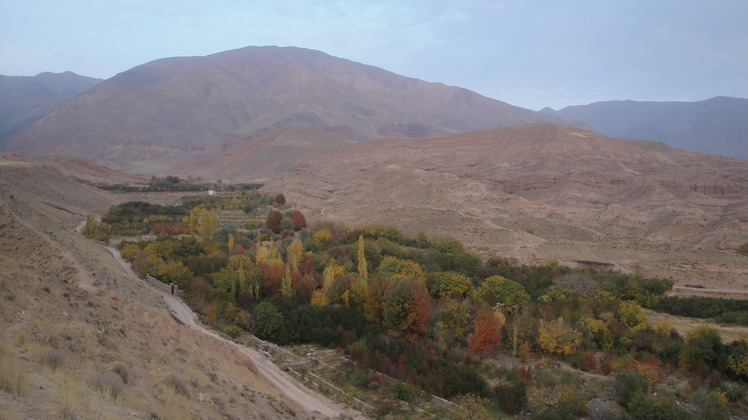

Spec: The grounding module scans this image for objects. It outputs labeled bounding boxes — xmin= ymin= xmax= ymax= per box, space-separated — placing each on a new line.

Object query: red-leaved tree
xmin=468 ymin=308 xmax=502 ymax=357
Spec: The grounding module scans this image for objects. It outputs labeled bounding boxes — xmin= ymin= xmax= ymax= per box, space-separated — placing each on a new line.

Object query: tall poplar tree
xmin=357 ymin=234 xmax=368 ymax=279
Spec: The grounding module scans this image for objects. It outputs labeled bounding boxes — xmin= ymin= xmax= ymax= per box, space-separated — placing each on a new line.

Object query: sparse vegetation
xmin=0 ymin=345 xmax=28 ymax=396
xmin=88 ymin=369 xmax=125 ymax=399
xmin=738 ymin=242 xmax=748 ymax=257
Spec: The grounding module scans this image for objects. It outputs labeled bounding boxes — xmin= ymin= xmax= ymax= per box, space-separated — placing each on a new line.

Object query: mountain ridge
xmin=0 ymin=71 xmax=101 ymax=147
xmin=5 ymin=46 xmax=577 ymax=172
xmin=542 ymin=96 xmax=748 ymax=159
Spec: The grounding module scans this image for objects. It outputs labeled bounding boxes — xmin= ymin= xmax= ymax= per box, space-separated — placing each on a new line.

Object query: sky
xmin=1 ymin=0 xmax=747 ymax=110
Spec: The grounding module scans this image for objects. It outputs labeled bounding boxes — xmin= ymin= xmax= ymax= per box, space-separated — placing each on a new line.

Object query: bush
xmin=89 ymin=370 xmax=125 ymax=399
xmin=738 ymin=242 xmax=748 ymax=257
xmin=223 ymin=324 xmax=243 ymax=339
xmin=691 ymin=391 xmax=729 ymax=420
xmin=166 ymin=373 xmax=190 ymax=396
xmin=613 ymin=370 xmax=649 ymax=406
xmin=395 ymin=382 xmax=417 ymax=402
xmin=627 ymin=392 xmax=685 ymax=420
xmin=40 ymin=347 xmax=63 ymax=370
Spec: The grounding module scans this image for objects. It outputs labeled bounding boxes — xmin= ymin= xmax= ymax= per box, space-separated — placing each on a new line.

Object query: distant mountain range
xmin=542 ymin=96 xmax=748 ymax=159
xmin=4 ymin=46 xmax=573 ymax=172
xmin=2 ymin=46 xmax=746 ymax=169
xmin=0 ymin=72 xmax=101 ymax=146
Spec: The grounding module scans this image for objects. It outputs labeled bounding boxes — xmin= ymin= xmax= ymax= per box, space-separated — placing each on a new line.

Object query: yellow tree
xmin=227 ymin=234 xmax=235 ymax=255
xmin=357 ymin=234 xmax=368 ymax=279
xmin=538 ymin=317 xmax=582 ymax=356
xmin=281 ymin=266 xmax=295 ymax=298
xmin=286 ymin=240 xmax=303 ymax=272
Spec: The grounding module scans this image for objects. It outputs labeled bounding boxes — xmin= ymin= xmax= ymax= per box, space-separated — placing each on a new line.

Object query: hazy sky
xmin=2 ymin=0 xmax=747 ymax=110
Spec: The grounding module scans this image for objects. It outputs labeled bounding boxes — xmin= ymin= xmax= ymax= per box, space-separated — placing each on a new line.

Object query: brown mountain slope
xmin=172 ymin=126 xmax=355 ymax=182
xmin=6 ymin=46 xmax=575 ymax=172
xmin=0 ymin=72 xmax=102 ymax=147
xmin=542 ymin=96 xmax=748 ymax=160
xmin=263 ymin=123 xmax=748 ymax=293
xmin=0 ymin=153 xmax=358 ymax=419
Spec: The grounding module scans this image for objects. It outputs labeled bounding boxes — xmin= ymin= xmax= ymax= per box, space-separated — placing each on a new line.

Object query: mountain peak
xmin=7 ymin=45 xmax=576 ymax=170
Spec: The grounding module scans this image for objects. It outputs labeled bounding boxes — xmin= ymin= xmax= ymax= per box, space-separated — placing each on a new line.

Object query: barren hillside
xmin=0 ymin=153 xmax=358 ymax=419
xmin=6 ymin=46 xmax=575 ymax=173
xmin=263 ymin=123 xmax=748 ymax=294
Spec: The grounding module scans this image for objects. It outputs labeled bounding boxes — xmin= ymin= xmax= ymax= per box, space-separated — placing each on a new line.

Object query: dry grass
xmin=643 ymin=309 xmax=748 ymax=343
xmin=55 ymin=369 xmax=91 ymax=419
xmin=88 ymin=369 xmax=126 ymax=399
xmin=0 ymin=351 xmax=28 ymax=396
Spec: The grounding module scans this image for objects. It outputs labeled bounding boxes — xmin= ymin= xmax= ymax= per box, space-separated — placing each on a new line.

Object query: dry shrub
xmin=89 ymin=369 xmax=125 ymax=399
xmin=112 ymin=363 xmax=129 ymax=384
xmin=0 ymin=351 xmax=28 ymax=396
xmin=56 ymin=371 xmax=90 ymax=419
xmin=166 ymin=373 xmax=190 ymax=397
xmin=40 ymin=347 xmax=64 ymax=370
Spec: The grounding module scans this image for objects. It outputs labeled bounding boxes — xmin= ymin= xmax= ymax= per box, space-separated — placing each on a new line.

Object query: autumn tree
xmin=467 ymin=307 xmax=504 ymax=357
xmin=290 ymin=210 xmax=307 ymax=231
xmin=364 ymin=276 xmax=391 ymax=323
xmin=383 ymin=278 xmax=431 ymax=339
xmin=227 ymin=234 xmax=235 ymax=254
xmin=474 ymin=275 xmax=529 ymax=313
xmin=429 ymin=271 xmax=473 ymax=299
xmin=286 ymin=240 xmax=303 ymax=272
xmin=378 ymin=256 xmax=425 ymax=283
xmin=281 ymin=266 xmax=295 ymax=298
xmin=537 ymin=317 xmax=582 ymax=356
xmin=198 ymin=208 xmax=218 ymax=240
xmin=435 ymin=299 xmax=474 ymax=344
xmin=357 ymin=234 xmax=368 ymax=279
xmin=265 ymin=210 xmax=283 ymax=234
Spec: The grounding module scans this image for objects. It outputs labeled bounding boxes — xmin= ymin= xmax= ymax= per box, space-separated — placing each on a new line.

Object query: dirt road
xmin=104 ymin=247 xmax=363 ymax=419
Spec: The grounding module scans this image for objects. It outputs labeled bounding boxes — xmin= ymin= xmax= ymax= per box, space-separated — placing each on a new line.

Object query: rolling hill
xmin=262 ymin=123 xmax=748 ymax=293
xmin=541 ymin=96 xmax=748 ymax=159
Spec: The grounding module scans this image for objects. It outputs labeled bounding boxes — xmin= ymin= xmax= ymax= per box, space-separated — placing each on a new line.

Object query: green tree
xmin=679 ymin=326 xmax=723 ymax=372
xmin=84 ymin=214 xmax=96 ymax=237
xmin=430 ymin=271 xmax=473 ymax=299
xmin=613 ymin=370 xmax=649 ymax=406
xmin=254 ymin=301 xmax=283 ymax=339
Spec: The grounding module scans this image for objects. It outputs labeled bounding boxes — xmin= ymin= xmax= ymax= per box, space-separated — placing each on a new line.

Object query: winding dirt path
xmin=104 ymin=246 xmax=363 ymax=419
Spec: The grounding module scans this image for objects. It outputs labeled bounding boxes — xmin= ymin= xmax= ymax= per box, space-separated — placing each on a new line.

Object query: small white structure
xmin=208 ymin=189 xmax=215 ymax=195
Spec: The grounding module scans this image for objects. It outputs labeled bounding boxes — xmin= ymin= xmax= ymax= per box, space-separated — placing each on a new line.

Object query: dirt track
xmin=104 ymin=247 xmax=363 ymax=419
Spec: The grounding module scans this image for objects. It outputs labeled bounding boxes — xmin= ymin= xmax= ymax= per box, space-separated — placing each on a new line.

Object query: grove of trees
xmin=89 ymin=191 xmax=748 ymax=418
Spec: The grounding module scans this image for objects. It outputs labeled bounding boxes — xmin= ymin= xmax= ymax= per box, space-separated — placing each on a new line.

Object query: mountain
xmin=263 ymin=123 xmax=748 ymax=293
xmin=0 ymin=72 xmax=101 ymax=147
xmin=6 ymin=46 xmax=575 ymax=172
xmin=541 ymin=96 xmax=748 ymax=159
